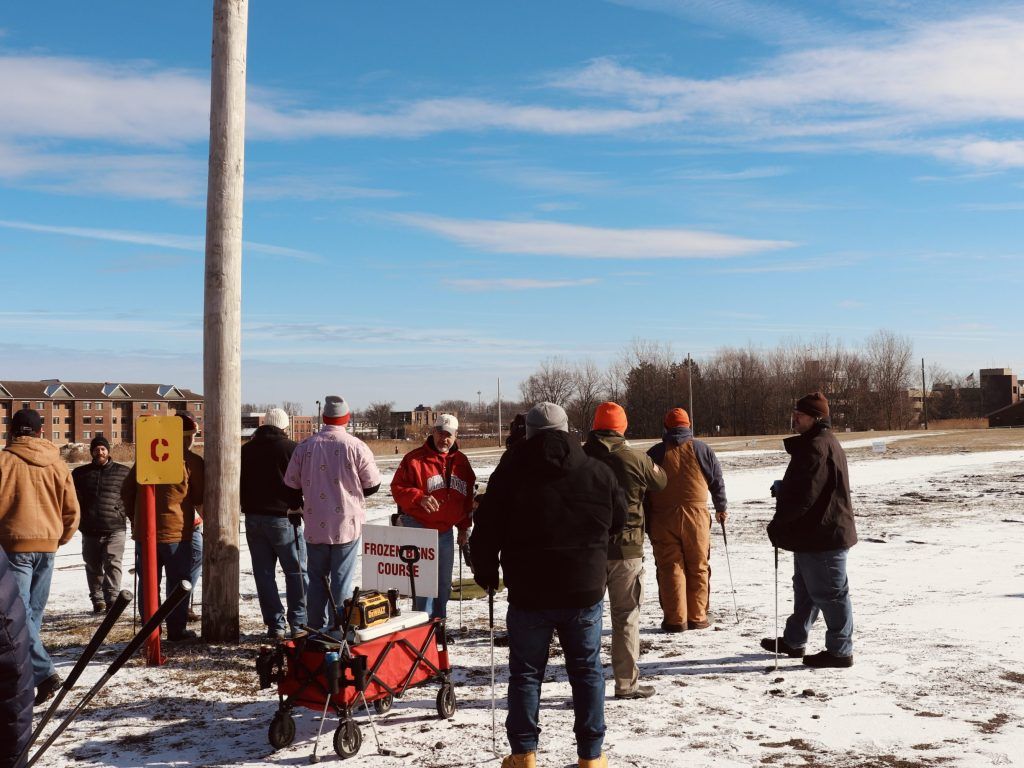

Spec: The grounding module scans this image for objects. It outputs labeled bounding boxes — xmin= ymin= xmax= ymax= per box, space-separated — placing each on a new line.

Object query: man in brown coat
xmin=646 ymin=408 xmax=727 ymax=632
xmin=0 ymin=408 xmax=80 ymax=705
xmin=122 ymin=411 xmax=204 ymax=641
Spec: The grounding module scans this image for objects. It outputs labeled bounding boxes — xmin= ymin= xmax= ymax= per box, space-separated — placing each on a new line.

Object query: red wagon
xmin=256 ymin=611 xmax=455 ymax=759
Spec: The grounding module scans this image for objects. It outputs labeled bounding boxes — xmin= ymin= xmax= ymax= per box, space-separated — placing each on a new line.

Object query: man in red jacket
xmin=390 ymin=414 xmax=475 ymax=620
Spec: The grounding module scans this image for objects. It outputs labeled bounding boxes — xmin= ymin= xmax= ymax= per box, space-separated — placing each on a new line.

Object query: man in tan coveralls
xmin=646 ymin=408 xmax=727 ymax=632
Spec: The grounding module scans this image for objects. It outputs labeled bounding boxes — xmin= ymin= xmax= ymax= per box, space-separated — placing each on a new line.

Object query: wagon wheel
xmin=436 ymin=682 xmax=456 ymax=719
xmin=334 ymin=718 xmax=362 ymax=759
xmin=373 ymin=694 xmax=394 ymax=714
xmin=268 ymin=712 xmax=296 ymax=749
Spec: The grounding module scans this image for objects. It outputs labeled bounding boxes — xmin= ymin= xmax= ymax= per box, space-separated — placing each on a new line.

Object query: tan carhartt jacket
xmin=0 ymin=436 xmax=80 ymax=552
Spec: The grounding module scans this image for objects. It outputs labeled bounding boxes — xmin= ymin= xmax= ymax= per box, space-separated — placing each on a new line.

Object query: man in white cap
xmin=391 ymin=413 xmax=476 ymax=621
xmin=284 ymin=395 xmax=381 ymax=631
xmin=241 ymin=408 xmax=306 ymax=639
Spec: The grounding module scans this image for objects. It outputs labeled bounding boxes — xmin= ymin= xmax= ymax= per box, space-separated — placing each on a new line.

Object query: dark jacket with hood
xmin=0 ymin=548 xmax=33 ymax=768
xmin=72 ymin=459 xmax=130 ymax=535
xmin=583 ymin=430 xmax=667 ymax=560
xmin=241 ymin=425 xmax=304 ymax=518
xmin=470 ymin=430 xmax=627 ymax=609
xmin=647 ymin=427 xmax=727 ymax=513
xmin=768 ymin=421 xmax=857 ymax=552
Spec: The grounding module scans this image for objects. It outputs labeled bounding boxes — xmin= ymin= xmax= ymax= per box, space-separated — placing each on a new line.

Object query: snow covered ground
xmin=27 ymin=430 xmax=1024 ymax=767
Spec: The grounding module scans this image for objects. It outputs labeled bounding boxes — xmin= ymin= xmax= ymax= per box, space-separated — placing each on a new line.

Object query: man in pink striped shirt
xmin=284 ymin=395 xmax=381 ymax=631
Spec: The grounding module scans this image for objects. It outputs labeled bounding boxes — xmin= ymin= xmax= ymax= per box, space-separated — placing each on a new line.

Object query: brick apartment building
xmin=241 ymin=412 xmax=316 ymax=443
xmin=0 ymin=380 xmax=204 ymax=446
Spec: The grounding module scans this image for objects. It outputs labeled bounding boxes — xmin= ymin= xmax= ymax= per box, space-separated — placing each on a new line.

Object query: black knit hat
xmin=11 ymin=409 xmax=43 ymax=436
xmin=90 ymin=435 xmax=111 ymax=452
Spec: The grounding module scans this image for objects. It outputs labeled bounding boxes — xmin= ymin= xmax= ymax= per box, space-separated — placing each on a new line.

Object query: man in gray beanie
xmin=471 ymin=402 xmax=626 ymax=768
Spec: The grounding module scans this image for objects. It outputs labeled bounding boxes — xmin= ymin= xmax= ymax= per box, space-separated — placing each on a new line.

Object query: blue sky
xmin=1 ymin=1 xmax=1022 ymax=412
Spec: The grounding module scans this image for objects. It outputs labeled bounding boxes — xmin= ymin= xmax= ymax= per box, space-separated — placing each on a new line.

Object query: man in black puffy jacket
xmin=0 ymin=547 xmax=33 ymax=768
xmin=241 ymin=409 xmax=306 ymax=639
xmin=472 ymin=402 xmax=626 ymax=768
xmin=72 ymin=435 xmax=130 ymax=613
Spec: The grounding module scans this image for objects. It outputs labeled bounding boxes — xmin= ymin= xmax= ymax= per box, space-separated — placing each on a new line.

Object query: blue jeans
xmin=189 ymin=525 xmax=203 ymax=619
xmin=306 ymin=539 xmax=360 ymax=631
xmin=506 ymin=601 xmax=606 ymax=760
xmin=399 ymin=515 xmax=454 ymax=621
xmin=784 ymin=548 xmax=854 ymax=657
xmin=246 ymin=516 xmax=308 ymax=633
xmin=135 ymin=541 xmax=193 ymax=637
xmin=6 ymin=552 xmax=57 ymax=685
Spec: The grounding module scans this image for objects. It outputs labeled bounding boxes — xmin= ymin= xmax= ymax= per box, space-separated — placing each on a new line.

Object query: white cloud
xmin=672 ymin=166 xmax=791 ymax=181
xmin=552 ymin=14 xmax=1024 ymax=167
xmin=607 ymin=0 xmax=840 ymax=46
xmin=0 ymin=219 xmax=322 ymax=262
xmin=443 ymin=277 xmax=600 ymax=291
xmin=391 ymin=213 xmax=795 ymax=259
xmin=713 ymin=254 xmax=858 ymax=273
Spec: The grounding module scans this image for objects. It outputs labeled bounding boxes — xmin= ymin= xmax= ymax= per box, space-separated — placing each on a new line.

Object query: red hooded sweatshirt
xmin=390 ymin=436 xmax=475 ymax=532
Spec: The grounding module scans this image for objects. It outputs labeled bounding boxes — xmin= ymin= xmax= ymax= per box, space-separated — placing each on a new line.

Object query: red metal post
xmin=142 ymin=484 xmax=164 ymax=666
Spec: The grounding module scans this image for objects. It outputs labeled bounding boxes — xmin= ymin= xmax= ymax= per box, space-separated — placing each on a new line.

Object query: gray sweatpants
xmin=82 ymin=530 xmax=126 ymax=606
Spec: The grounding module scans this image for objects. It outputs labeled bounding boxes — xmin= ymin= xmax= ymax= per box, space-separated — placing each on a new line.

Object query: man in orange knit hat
xmin=584 ymin=402 xmax=666 ymax=699
xmin=646 ymin=408 xmax=727 ymax=632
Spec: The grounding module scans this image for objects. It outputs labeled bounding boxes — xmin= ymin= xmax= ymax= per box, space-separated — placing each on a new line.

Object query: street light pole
xmin=687 ymin=353 xmax=694 ymax=431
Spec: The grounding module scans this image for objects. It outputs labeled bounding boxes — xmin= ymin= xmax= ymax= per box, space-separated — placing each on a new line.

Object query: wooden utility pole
xmin=203 ymin=0 xmax=249 ymax=642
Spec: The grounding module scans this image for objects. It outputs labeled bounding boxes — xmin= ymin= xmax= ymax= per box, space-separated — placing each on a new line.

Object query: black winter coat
xmin=470 ymin=430 xmax=626 ymax=609
xmin=241 ymin=425 xmax=304 ymax=517
xmin=0 ymin=548 xmax=33 ymax=768
xmin=768 ymin=423 xmax=857 ymax=552
xmin=72 ymin=460 xmax=130 ymax=536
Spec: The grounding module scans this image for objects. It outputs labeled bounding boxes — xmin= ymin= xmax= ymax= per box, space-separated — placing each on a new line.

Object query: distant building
xmin=240 ymin=412 xmax=316 ymax=443
xmin=980 ymin=368 xmax=1020 ymax=414
xmin=0 ymin=380 xmax=204 ymax=446
xmin=389 ymin=404 xmax=439 ymax=439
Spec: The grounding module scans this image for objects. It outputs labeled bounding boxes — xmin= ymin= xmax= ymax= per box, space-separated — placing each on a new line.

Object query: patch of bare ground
xmin=1000 ymin=671 xmax=1024 ymax=685
xmin=972 ymin=713 xmax=1010 ymax=733
xmin=761 ymin=750 xmax=953 ymax=768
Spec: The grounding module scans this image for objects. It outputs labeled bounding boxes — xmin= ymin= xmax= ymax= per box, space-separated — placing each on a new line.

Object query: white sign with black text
xmin=361 ymin=524 xmax=439 ymax=598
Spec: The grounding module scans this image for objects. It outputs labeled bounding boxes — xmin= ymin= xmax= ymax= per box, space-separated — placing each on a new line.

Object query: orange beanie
xmin=592 ymin=402 xmax=627 ymax=434
xmin=664 ymin=408 xmax=690 ymax=428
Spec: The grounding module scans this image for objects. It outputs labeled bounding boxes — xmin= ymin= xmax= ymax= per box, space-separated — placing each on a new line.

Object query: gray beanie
xmin=525 ymin=402 xmax=569 ymax=438
xmin=323 ymin=395 xmax=350 ymax=420
xmin=264 ymin=408 xmax=289 ymax=431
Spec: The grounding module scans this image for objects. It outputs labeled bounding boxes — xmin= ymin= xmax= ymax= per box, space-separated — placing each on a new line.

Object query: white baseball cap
xmin=434 ymin=413 xmax=459 ymax=434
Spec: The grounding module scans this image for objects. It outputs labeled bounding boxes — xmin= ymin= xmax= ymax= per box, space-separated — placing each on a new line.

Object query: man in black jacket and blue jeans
xmin=72 ymin=436 xmax=130 ymax=613
xmin=764 ymin=392 xmax=857 ymax=669
xmin=241 ymin=408 xmax=306 ymax=639
xmin=472 ymin=402 xmax=626 ymax=768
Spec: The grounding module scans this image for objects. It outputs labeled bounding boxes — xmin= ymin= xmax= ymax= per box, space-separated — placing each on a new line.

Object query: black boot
xmin=803 ymin=650 xmax=853 ymax=668
xmin=760 ymin=637 xmax=805 ymax=658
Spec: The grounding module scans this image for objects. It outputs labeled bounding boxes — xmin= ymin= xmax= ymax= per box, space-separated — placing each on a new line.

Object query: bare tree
xmin=364 ymin=401 xmax=395 ymax=439
xmin=865 ymin=330 xmax=914 ymax=429
xmin=281 ymin=400 xmax=303 ymax=416
xmin=567 ymin=359 xmax=606 ymax=436
xmin=519 ymin=357 xmax=576 ymax=406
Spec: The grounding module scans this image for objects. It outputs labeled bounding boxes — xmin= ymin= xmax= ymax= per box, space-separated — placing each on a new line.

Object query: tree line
xmin=248 ymin=329 xmax=988 ymax=440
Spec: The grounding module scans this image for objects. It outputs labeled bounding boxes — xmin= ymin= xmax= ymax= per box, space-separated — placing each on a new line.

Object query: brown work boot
xmin=501 ymin=753 xmax=536 ymax=768
xmin=579 ymin=755 xmax=608 ymax=767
